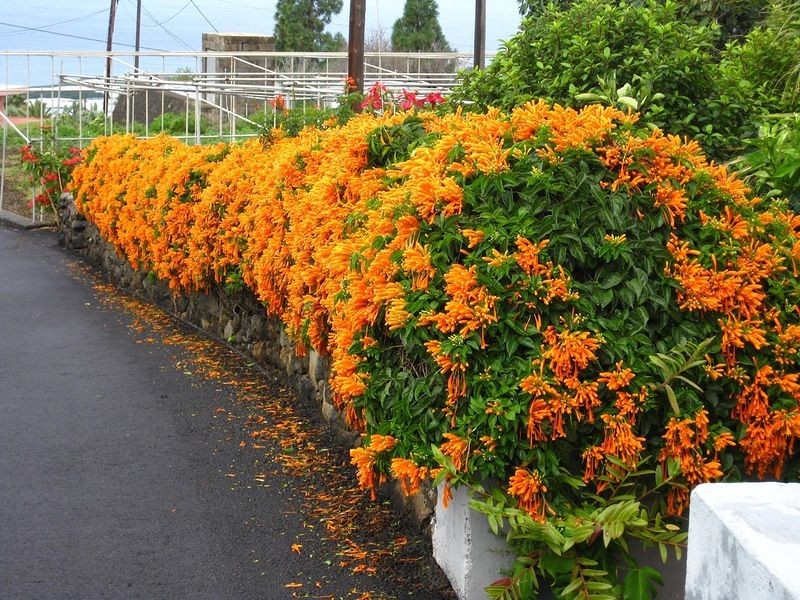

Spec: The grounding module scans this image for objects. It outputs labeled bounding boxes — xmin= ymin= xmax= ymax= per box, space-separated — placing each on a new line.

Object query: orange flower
xmin=479 ymin=435 xmax=497 ymax=453
xmin=461 ymin=228 xmax=485 ymax=248
xmin=402 ymin=243 xmax=436 ymax=290
xmin=514 ymin=236 xmax=549 ymax=276
xmin=385 ymin=298 xmax=411 ymax=331
xmin=564 ymin=377 xmax=601 ymax=422
xmin=598 ymin=361 xmax=635 ymax=390
xmin=440 ymin=432 xmax=469 ymax=472
xmin=390 ymin=458 xmax=429 ymax=496
xmin=425 ymin=339 xmax=468 ymax=410
xmin=542 ymin=325 xmax=601 ymax=380
xmin=508 ymin=468 xmax=548 ymax=522
xmin=654 ymin=183 xmax=688 ymax=227
xmin=582 ymin=446 xmax=605 ymax=485
xmin=713 ymin=431 xmax=736 ymax=452
xmin=600 ymin=413 xmax=645 ymax=469
xmin=527 ymin=398 xmax=552 ymax=443
xmin=419 ymin=264 xmax=498 ymax=347
xmin=350 ymin=434 xmax=397 ymax=500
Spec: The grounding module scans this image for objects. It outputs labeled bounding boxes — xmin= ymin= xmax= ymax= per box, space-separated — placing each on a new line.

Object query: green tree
xmin=518 ymin=0 xmax=769 ymax=41
xmin=391 ymin=0 xmax=452 ymax=52
xmin=516 ymin=0 xmax=574 ymax=18
xmin=675 ymin=0 xmax=769 ymax=43
xmin=273 ymin=0 xmax=345 ymax=51
xmin=453 ymin=0 xmax=776 ymax=159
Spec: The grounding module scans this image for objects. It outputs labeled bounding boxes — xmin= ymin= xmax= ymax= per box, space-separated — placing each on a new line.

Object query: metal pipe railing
xmin=0 ymin=49 xmax=486 ymax=216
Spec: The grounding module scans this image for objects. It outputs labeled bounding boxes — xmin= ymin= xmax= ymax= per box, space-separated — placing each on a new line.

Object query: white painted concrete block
xmin=685 ymin=482 xmax=800 ymax=600
xmin=432 ymin=484 xmax=515 ymax=600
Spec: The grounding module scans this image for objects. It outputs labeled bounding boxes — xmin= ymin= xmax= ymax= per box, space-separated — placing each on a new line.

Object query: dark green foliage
xmin=516 ymin=0 xmax=575 ymax=18
xmin=273 ymin=0 xmax=346 ymax=51
xmin=735 ymin=116 xmax=800 ymax=209
xmin=452 ymin=0 xmax=769 ymax=160
xmin=150 ymin=112 xmax=211 ymax=136
xmin=761 ymin=0 xmax=800 ymax=103
xmin=719 ymin=24 xmax=800 ymax=111
xmin=674 ymin=0 xmax=769 ymax=43
xmin=518 ymin=0 xmax=769 ymax=40
xmin=391 ymin=0 xmax=452 ymax=52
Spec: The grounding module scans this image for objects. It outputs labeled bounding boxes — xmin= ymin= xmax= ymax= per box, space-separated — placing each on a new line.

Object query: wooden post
xmin=348 ymin=0 xmax=366 ymax=95
xmin=103 ymin=0 xmax=118 ymax=113
xmin=474 ymin=0 xmax=486 ymax=69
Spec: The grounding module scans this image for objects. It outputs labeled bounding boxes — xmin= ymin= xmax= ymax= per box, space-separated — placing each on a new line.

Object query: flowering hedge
xmin=71 ymin=103 xmax=800 ymax=599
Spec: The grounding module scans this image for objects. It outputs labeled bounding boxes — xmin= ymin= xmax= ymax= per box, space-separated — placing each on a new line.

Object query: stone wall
xmin=112 ymin=89 xmax=196 ymax=127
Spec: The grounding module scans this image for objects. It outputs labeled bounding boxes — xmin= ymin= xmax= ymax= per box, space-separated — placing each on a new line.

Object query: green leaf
xmin=623 ymin=567 xmax=663 ymax=600
xmin=664 ymin=384 xmax=680 ymax=415
xmin=600 ymin=272 xmax=626 ymax=289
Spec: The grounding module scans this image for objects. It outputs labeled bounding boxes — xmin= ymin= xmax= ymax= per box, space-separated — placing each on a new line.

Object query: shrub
xmin=71 ymin=105 xmax=800 ymax=598
xmin=20 ymin=126 xmax=82 ymax=224
xmin=719 ymin=25 xmax=800 ymax=114
xmin=150 ymin=112 xmax=211 ymax=136
xmin=452 ymin=0 xmax=764 ymax=159
xmin=733 ymin=115 xmax=800 ymax=210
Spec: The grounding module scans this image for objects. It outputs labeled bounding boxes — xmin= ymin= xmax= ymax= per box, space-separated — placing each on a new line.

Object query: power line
xmin=0 ymin=9 xmax=110 ymax=37
xmin=0 ymin=20 xmax=167 ymax=50
xmin=213 ymin=0 xmax=272 ymax=11
xmin=190 ymin=0 xmax=218 ymax=33
xmin=123 ymin=0 xmax=194 ymax=50
xmin=142 ymin=1 xmax=192 ymax=27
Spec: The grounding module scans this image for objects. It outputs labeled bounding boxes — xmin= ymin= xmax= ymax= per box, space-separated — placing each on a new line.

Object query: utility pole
xmin=474 ymin=0 xmax=486 ymax=69
xmin=347 ymin=0 xmax=366 ymax=97
xmin=103 ymin=0 xmax=118 ymax=113
xmin=134 ymin=0 xmax=142 ymax=73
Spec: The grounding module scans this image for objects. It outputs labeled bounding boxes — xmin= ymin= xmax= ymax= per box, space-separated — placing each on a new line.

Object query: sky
xmin=0 ymin=1 xmax=523 ymax=54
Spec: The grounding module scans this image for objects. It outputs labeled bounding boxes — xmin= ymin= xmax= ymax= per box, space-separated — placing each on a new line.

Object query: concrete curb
xmin=0 ymin=209 xmax=53 ymax=230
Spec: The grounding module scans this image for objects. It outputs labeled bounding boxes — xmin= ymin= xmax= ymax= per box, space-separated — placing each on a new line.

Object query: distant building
xmin=202 ymin=33 xmax=278 ymax=113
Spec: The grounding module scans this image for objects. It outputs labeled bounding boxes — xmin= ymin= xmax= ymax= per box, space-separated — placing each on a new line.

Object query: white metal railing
xmin=1 ymin=50 xmax=489 ymax=221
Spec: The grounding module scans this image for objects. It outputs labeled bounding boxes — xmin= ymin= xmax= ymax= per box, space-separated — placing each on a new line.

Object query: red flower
xmin=424 ymin=92 xmax=445 ymax=107
xmin=400 ymin=90 xmax=424 ymax=111
xmin=270 ymin=94 xmax=286 ymax=111
xmin=359 ymin=81 xmax=388 ymax=111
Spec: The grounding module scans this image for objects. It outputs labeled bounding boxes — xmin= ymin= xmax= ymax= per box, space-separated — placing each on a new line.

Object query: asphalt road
xmin=0 ymin=224 xmax=452 ymax=600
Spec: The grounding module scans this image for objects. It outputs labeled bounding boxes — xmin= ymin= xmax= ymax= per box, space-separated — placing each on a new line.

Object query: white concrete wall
xmin=432 ymin=484 xmax=515 ymax=600
xmin=685 ymin=482 xmax=800 ymax=600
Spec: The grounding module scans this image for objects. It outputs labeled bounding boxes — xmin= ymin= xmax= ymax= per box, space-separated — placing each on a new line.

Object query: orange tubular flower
xmin=582 ymin=445 xmax=605 ymax=485
xmin=425 ymin=339 xmax=468 ymax=411
xmin=402 ymin=243 xmax=436 ymax=291
xmin=658 ymin=409 xmax=728 ymax=515
xmin=598 ymin=361 xmax=636 ymax=390
xmin=600 ymin=413 xmax=645 ymax=469
xmin=526 ymin=398 xmax=552 ymax=443
xmin=71 ymin=101 xmax=800 ymax=535
xmin=391 ymin=458 xmax=429 ymax=497
xmin=514 ymin=236 xmax=550 ymax=276
xmin=654 ymin=183 xmax=688 ymax=227
xmin=564 ymin=378 xmax=601 ymax=423
xmin=542 ymin=325 xmax=601 ymax=381
xmin=508 ymin=468 xmax=548 ymax=522
xmin=419 ymin=264 xmax=498 ymax=348
xmin=461 ymin=228 xmax=485 ymax=249
xmin=440 ymin=432 xmax=469 ymax=472
xmin=350 ymin=434 xmax=397 ymax=500
xmin=385 ymin=297 xmax=411 ymax=331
